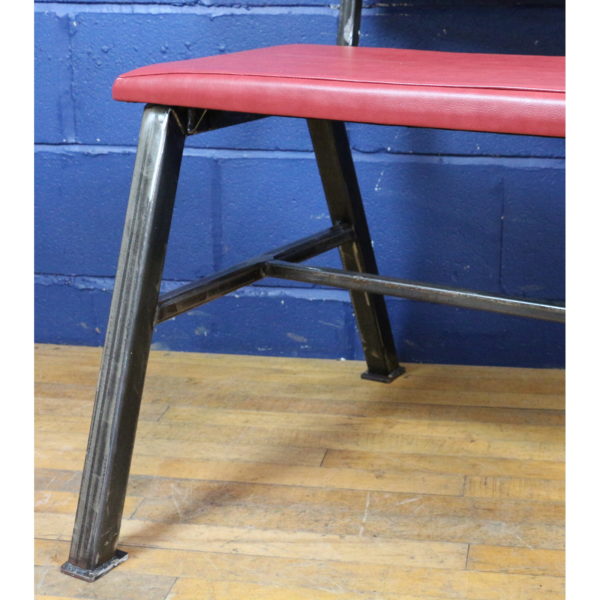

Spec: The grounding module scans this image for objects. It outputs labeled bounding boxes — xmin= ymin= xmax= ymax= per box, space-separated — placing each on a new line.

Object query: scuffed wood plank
xmin=160 ymin=405 xmax=563 ymax=444
xmin=361 ymin=491 xmax=564 ymax=548
xmin=36 ymin=596 xmax=97 ymax=600
xmin=130 ymin=483 xmax=368 ymax=536
xmin=35 ymin=345 xmax=564 ymax=408
xmin=36 ymin=415 xmax=564 ymax=462
xmin=36 ymin=430 xmax=327 ymax=468
xmin=362 ymin=515 xmax=563 ymax=550
xmin=35 ymin=513 xmax=468 ymax=570
xmin=323 ymin=448 xmax=564 ymax=479
xmin=150 ymin=382 xmax=565 ymax=411
xmin=468 ymin=544 xmax=564 ymax=576
xmin=36 ymin=449 xmax=466 ymax=496
xmin=368 ymin=491 xmax=564 ymax=525
xmin=35 ymin=469 xmax=81 ymax=493
xmin=35 ymin=490 xmax=142 ymax=520
xmin=72 ymin=383 xmax=560 ymax=427
xmin=35 ymin=565 xmax=175 ymax=600
xmin=35 ymin=539 xmax=563 ymax=600
xmin=167 ymin=576 xmax=428 ymax=600
xmin=465 ymin=476 xmax=564 ymax=503
xmin=35 ymin=389 xmax=168 ymax=422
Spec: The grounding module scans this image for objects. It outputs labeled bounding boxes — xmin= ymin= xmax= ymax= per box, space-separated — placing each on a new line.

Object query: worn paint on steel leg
xmin=61 ymin=105 xmax=186 ymax=581
xmin=307 ymin=118 xmax=404 ymax=382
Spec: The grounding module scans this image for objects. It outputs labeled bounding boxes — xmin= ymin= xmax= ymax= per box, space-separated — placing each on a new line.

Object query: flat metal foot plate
xmin=60 ymin=550 xmax=128 ymax=582
xmin=361 ymin=365 xmax=406 ymax=383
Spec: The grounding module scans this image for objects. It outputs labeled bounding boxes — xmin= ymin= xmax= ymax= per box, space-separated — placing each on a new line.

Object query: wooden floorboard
xmin=34 ymin=344 xmax=565 ymax=599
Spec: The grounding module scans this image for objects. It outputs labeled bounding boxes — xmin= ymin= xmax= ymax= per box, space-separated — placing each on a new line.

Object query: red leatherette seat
xmin=113 ymin=44 xmax=565 ymax=138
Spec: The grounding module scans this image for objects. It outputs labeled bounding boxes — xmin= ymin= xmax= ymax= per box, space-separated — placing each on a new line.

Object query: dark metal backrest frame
xmin=60 ymin=0 xmax=565 ymax=584
xmin=337 ymin=0 xmax=363 ymax=46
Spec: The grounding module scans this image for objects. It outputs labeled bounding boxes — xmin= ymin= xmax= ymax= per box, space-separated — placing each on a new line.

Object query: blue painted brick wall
xmin=35 ymin=0 xmax=565 ymax=367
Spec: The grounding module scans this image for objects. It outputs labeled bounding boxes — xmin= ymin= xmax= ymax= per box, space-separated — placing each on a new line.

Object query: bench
xmin=61 ymin=0 xmax=565 ymax=581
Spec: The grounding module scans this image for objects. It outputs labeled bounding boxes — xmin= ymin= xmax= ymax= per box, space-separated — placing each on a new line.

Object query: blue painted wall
xmin=35 ymin=0 xmax=565 ymax=367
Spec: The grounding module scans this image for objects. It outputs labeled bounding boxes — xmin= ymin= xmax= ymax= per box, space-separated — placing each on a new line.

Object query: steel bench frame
xmin=61 ymin=0 xmax=565 ymax=582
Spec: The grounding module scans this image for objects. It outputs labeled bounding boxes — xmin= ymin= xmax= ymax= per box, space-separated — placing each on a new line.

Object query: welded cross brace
xmin=156 ymin=111 xmax=565 ymax=327
xmin=156 ymin=224 xmax=354 ymax=323
xmin=156 ymin=234 xmax=565 ymax=326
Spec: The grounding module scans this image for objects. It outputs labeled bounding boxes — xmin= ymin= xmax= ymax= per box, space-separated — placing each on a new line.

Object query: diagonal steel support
xmin=156 ymin=224 xmax=354 ymax=323
xmin=264 ymin=261 xmax=566 ymax=323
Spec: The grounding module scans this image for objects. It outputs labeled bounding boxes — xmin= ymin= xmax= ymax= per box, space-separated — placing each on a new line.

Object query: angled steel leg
xmin=307 ymin=119 xmax=404 ymax=382
xmin=61 ymin=105 xmax=186 ymax=581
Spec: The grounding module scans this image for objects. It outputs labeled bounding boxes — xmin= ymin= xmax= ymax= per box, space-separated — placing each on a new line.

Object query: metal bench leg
xmin=61 ymin=105 xmax=186 ymax=581
xmin=307 ymin=119 xmax=404 ymax=382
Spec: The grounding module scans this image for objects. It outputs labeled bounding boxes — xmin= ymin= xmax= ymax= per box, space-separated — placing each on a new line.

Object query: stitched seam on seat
xmin=115 ymin=72 xmax=565 ymax=95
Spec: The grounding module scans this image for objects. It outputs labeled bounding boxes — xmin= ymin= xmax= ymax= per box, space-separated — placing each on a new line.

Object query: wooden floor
xmin=34 ymin=344 xmax=565 ymax=600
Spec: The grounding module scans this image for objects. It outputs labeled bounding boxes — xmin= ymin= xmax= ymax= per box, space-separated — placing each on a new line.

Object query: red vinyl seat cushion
xmin=113 ymin=44 xmax=565 ymax=137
